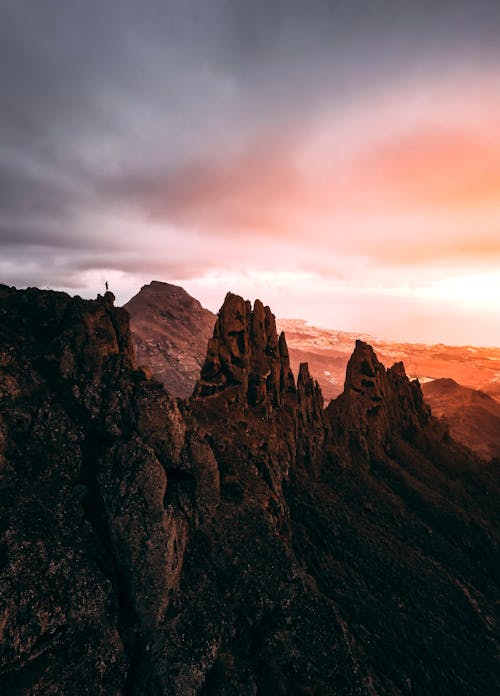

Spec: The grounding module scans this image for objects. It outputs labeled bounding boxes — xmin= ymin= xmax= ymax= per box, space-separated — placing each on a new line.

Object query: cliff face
xmin=0 ymin=285 xmax=218 ymax=694
xmin=0 ymin=286 xmax=498 ymax=695
xmin=124 ymin=281 xmax=216 ymax=399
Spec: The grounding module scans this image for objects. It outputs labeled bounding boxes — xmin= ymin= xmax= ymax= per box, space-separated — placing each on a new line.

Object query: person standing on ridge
xmin=105 ymin=281 xmax=109 ymax=291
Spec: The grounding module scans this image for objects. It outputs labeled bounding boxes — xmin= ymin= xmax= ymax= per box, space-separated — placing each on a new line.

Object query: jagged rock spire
xmin=297 ymin=362 xmax=324 ymax=425
xmin=296 ymin=362 xmax=326 ymax=471
xmin=327 ymin=339 xmax=435 ymax=458
xmin=195 ymin=292 xmax=296 ymax=406
xmin=343 ymin=339 xmax=386 ymax=396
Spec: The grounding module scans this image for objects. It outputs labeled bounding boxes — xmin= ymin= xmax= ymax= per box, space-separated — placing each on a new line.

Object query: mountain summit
xmin=124 ymin=280 xmax=215 ymax=398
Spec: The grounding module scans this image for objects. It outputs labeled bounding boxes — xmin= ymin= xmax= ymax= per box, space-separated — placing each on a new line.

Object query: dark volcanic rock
xmin=124 ymin=281 xmax=216 ymax=398
xmin=327 ymin=340 xmax=441 ymax=459
xmin=296 ymin=362 xmax=327 ymax=473
xmin=0 ymin=285 xmax=216 ymax=694
xmin=0 ymin=286 xmax=498 ymax=695
xmin=196 ymin=292 xmax=296 ymax=408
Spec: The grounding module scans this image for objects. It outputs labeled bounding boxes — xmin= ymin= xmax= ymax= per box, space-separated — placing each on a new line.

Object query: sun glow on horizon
xmin=418 ymin=273 xmax=500 ymax=309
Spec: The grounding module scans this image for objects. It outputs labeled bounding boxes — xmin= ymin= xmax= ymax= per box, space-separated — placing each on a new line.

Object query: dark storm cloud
xmin=1 ymin=0 xmax=500 ymax=290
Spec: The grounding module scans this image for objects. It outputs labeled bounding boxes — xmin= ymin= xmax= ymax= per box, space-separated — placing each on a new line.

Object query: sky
xmin=1 ymin=0 xmax=500 ymax=345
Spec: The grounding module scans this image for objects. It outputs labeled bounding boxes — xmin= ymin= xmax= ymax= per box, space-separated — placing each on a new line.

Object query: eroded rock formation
xmin=196 ymin=293 xmax=296 ymax=408
xmin=327 ymin=340 xmax=442 ymax=459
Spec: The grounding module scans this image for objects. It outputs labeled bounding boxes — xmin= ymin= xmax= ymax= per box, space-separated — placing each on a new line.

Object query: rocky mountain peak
xmin=196 ymin=292 xmax=295 ymax=406
xmin=297 ymin=362 xmax=324 ymax=416
xmin=124 ymin=280 xmax=216 ymax=399
xmin=343 ymin=339 xmax=387 ymax=396
xmin=328 ymin=339 xmax=435 ymax=458
xmin=135 ymin=280 xmax=204 ymax=310
xmin=422 ymin=377 xmax=500 ymax=460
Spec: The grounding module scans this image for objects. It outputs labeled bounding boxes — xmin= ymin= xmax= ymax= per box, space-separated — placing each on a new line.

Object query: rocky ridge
xmin=125 ymin=283 xmax=500 ymax=461
xmin=0 ymin=285 xmax=498 ymax=695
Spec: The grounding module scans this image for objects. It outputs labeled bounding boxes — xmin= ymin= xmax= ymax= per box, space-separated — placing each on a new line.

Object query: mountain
xmin=0 ymin=285 xmax=498 ymax=695
xmin=422 ymin=378 xmax=500 ymax=461
xmin=124 ymin=285 xmax=500 ymax=463
xmin=278 ymin=318 xmax=500 ymax=403
xmin=124 ymin=280 xmax=216 ymax=398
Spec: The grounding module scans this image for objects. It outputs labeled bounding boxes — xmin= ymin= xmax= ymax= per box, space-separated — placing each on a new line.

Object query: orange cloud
xmin=345 ymin=125 xmax=500 ymax=211
xmin=120 ymin=76 xmax=500 ymax=269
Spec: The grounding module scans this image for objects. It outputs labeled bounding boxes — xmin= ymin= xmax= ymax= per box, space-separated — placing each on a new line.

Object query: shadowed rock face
xmin=0 ymin=285 xmax=219 ymax=694
xmin=327 ymin=340 xmax=441 ymax=460
xmin=0 ymin=286 xmax=498 ymax=695
xmin=196 ymin=292 xmax=296 ymax=407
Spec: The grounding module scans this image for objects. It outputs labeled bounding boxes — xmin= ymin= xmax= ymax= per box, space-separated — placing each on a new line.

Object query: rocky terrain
xmin=124 ymin=281 xmax=216 ymax=398
xmin=278 ymin=318 xmax=500 ymax=403
xmin=279 ymin=318 xmax=500 ymax=460
xmin=422 ymin=378 xmax=500 ymax=461
xmin=124 ymin=282 xmax=500 ymax=461
xmin=0 ymin=284 xmax=498 ymax=694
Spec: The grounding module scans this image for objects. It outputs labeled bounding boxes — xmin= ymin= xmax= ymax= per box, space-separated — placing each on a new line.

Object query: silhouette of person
xmin=105 ymin=281 xmax=109 ymax=291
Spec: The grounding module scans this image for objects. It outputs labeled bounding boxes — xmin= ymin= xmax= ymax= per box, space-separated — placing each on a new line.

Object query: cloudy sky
xmin=1 ymin=0 xmax=500 ymax=345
